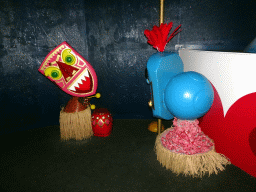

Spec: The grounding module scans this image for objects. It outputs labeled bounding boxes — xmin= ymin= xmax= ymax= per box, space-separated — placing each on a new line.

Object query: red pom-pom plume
xmin=144 ymin=22 xmax=182 ymax=52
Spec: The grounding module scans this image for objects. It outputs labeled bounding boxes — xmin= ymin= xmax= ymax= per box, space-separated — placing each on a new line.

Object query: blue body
xmin=146 ymin=52 xmax=214 ymax=120
xmin=146 ymin=52 xmax=184 ymax=120
xmin=164 ymin=71 xmax=214 ymax=120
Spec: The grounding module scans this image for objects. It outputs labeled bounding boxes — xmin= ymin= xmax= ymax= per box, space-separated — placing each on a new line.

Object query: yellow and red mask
xmin=38 ymin=42 xmax=97 ymax=97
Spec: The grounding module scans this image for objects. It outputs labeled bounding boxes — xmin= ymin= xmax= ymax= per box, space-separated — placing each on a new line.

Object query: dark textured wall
xmin=0 ymin=0 xmax=255 ymax=134
xmin=0 ymin=0 xmax=88 ymax=134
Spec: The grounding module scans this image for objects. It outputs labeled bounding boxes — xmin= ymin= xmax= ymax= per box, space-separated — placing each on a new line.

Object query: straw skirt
xmin=155 ymin=128 xmax=231 ymax=177
xmin=59 ymin=107 xmax=93 ymax=141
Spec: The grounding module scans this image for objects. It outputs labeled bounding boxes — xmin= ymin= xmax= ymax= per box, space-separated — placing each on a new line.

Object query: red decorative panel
xmin=199 ymin=84 xmax=256 ymax=177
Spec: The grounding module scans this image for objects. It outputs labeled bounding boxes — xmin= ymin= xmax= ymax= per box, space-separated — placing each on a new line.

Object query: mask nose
xmin=56 ymin=61 xmax=78 ymax=82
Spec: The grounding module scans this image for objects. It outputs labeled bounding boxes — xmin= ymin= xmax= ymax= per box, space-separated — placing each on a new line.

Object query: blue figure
xmin=146 ymin=52 xmax=184 ymax=120
xmin=164 ymin=71 xmax=214 ymax=120
xmin=146 ymin=60 xmax=214 ymax=120
xmin=144 ymin=22 xmax=213 ymax=121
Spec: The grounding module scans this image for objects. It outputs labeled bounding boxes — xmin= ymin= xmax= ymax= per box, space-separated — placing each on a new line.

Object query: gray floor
xmin=0 ymin=119 xmax=255 ymax=192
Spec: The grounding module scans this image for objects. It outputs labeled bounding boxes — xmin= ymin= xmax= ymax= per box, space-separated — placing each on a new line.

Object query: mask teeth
xmin=69 ymin=85 xmax=76 ymax=92
xmin=85 ymin=69 xmax=89 ymax=77
xmin=68 ymin=69 xmax=89 ymax=92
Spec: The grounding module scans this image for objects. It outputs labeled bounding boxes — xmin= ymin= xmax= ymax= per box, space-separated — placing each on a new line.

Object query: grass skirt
xmin=155 ymin=127 xmax=231 ymax=177
xmin=59 ymin=107 xmax=93 ymax=141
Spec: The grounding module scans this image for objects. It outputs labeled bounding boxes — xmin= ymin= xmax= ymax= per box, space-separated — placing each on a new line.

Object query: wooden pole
xmin=160 ymin=0 xmax=164 ymax=25
xmin=158 ymin=0 xmax=164 ymax=135
xmin=158 ymin=118 xmax=162 ymax=135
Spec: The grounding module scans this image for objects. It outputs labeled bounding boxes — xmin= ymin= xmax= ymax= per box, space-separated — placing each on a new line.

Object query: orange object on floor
xmin=148 ymin=121 xmax=164 ymax=133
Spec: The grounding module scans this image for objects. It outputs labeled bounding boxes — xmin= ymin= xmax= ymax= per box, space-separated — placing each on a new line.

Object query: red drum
xmin=92 ymin=108 xmax=113 ymax=137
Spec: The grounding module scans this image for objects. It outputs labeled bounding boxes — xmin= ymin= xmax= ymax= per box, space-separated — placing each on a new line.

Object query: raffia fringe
xmin=59 ymin=107 xmax=93 ymax=141
xmin=155 ymin=128 xmax=231 ymax=177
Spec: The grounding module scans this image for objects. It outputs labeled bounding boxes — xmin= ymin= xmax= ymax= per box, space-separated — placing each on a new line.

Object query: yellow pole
xmin=157 ymin=118 xmax=162 ymax=135
xmin=157 ymin=0 xmax=164 ymax=135
xmin=160 ymin=0 xmax=164 ymax=25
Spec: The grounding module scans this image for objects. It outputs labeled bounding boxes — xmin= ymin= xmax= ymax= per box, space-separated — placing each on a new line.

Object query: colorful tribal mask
xmin=38 ymin=42 xmax=98 ymax=97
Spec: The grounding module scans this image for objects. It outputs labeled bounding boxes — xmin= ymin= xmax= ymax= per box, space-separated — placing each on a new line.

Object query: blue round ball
xmin=164 ymin=71 xmax=214 ymax=120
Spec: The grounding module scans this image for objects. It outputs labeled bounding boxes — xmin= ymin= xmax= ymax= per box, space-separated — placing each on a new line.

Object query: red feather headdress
xmin=144 ymin=22 xmax=182 ymax=52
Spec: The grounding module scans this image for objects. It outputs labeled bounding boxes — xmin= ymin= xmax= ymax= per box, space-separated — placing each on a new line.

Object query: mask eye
xmin=45 ymin=67 xmax=62 ymax=80
xmin=62 ymin=49 xmax=76 ymax=65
